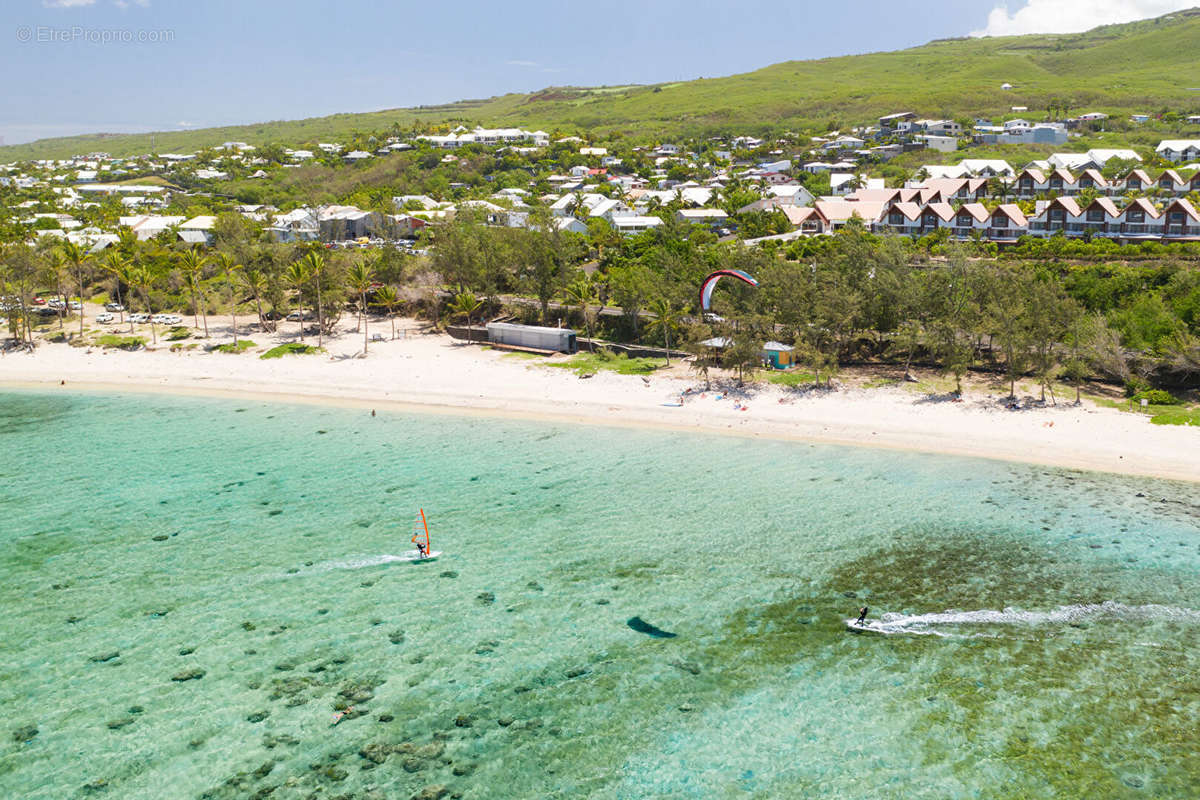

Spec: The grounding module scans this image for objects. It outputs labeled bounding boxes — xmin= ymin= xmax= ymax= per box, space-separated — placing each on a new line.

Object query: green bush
xmin=166 ymin=326 xmax=191 ymax=341
xmin=260 ymin=343 xmax=323 ymax=359
xmin=1124 ymin=377 xmax=1151 ymax=397
xmin=94 ymin=335 xmax=145 ymax=350
xmin=213 ymin=340 xmax=257 ymax=354
xmin=1131 ymin=389 xmax=1180 ymax=406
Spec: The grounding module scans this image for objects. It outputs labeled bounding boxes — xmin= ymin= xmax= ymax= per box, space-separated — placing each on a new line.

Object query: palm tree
xmin=214 ymin=252 xmax=243 ymax=346
xmin=447 ymin=288 xmax=484 ymax=343
xmin=646 ymin=297 xmax=686 ymax=365
xmin=284 ymin=261 xmax=311 ymax=341
xmin=296 ymin=251 xmax=328 ymax=347
xmin=239 ymin=268 xmax=270 ymax=334
xmin=177 ymin=248 xmax=210 ymax=337
xmin=130 ymin=264 xmax=158 ymax=344
xmin=346 ymin=256 xmax=376 ymax=353
xmin=100 ymin=252 xmax=130 ymax=326
xmin=59 ymin=240 xmax=91 ymax=337
xmin=41 ymin=250 xmax=67 ymax=330
xmin=559 ymin=276 xmax=595 ymax=351
xmin=374 ymin=285 xmax=401 ymax=340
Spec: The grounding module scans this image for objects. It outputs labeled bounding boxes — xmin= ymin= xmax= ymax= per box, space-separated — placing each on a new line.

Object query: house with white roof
xmin=1156 ymin=140 xmax=1200 ymax=163
xmin=610 ymin=215 xmax=663 ymax=235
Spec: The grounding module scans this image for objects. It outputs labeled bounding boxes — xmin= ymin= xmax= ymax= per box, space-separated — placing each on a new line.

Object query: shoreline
xmin=3 ymin=318 xmax=1199 ymax=484
xmin=5 ymin=371 xmax=1199 ymax=484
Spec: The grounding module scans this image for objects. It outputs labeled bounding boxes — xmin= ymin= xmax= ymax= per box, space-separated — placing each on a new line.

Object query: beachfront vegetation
xmin=93 ymin=334 xmax=145 ymax=350
xmin=213 ymin=339 xmax=256 ymax=354
xmin=546 ymin=350 xmax=665 ymax=377
xmin=260 ymin=343 xmax=324 ymax=359
xmin=3 ymin=205 xmax=1200 ymax=396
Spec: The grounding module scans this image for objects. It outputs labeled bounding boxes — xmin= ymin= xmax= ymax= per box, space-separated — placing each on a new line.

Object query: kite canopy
xmin=699 ymin=269 xmax=759 ymax=312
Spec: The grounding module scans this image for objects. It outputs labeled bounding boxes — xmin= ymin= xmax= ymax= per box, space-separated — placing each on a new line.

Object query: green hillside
xmin=5 ymin=9 xmax=1200 ymax=161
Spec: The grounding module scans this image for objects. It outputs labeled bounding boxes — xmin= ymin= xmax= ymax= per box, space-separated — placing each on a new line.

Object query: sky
xmin=1 ymin=0 xmax=1194 ymax=145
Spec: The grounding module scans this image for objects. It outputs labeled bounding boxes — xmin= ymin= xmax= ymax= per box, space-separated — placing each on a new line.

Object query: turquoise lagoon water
xmin=0 ymin=389 xmax=1198 ymax=799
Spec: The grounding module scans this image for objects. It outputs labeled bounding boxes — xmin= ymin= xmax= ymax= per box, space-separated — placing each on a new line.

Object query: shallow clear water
xmin=0 ymin=389 xmax=1197 ymax=799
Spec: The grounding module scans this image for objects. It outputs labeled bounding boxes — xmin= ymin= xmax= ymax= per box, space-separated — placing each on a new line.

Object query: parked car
xmin=129 ymin=313 xmax=150 ymax=323
xmin=285 ymin=310 xmax=312 ymax=321
xmin=32 ymin=297 xmax=45 ymax=305
xmin=47 ymin=298 xmax=65 ymax=310
xmin=68 ymin=300 xmax=82 ymax=311
xmin=104 ymin=302 xmax=124 ymax=312
xmin=160 ymin=314 xmax=182 ymax=325
xmin=96 ymin=312 xmax=115 ymax=324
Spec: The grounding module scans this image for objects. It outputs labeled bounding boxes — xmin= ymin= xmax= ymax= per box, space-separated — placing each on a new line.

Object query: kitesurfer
xmin=856 ymin=606 xmax=869 ymax=625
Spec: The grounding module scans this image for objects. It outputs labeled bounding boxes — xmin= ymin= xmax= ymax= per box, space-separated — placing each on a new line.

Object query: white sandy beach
xmin=3 ymin=315 xmax=1199 ymax=483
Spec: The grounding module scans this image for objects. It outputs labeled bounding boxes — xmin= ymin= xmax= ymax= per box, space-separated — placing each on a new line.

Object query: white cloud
xmin=506 ymin=59 xmax=539 ymax=68
xmin=43 ymin=0 xmax=97 ymax=7
xmin=972 ymin=0 xmax=1194 ymax=37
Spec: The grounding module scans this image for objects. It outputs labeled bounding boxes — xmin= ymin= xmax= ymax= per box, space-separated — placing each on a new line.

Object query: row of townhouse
xmin=867 ymin=197 xmax=1200 ymax=243
xmin=1012 ymin=168 xmax=1200 ymax=198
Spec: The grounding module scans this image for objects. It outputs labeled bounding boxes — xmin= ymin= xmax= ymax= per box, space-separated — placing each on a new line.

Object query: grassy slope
xmin=5 ymin=10 xmax=1200 ymax=161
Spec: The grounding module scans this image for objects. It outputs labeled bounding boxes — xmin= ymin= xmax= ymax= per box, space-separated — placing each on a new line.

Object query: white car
xmin=96 ymin=312 xmax=115 ymax=324
xmin=129 ymin=313 xmax=150 ymax=323
xmin=104 ymin=302 xmax=124 ymax=312
xmin=161 ymin=314 xmax=183 ymax=325
xmin=68 ymin=301 xmax=82 ymax=311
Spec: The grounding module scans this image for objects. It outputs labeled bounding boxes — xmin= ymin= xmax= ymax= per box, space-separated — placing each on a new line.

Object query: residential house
xmin=951 ymin=203 xmax=990 ymax=238
xmin=1119 ymin=169 xmax=1153 ymax=194
xmin=1028 ymin=197 xmax=1083 ymax=237
xmin=553 ymin=217 xmax=589 ymax=235
xmin=118 ymin=214 xmax=186 ymax=241
xmin=1075 ymin=169 xmax=1109 ymax=193
xmin=318 ymin=205 xmax=383 ymax=240
xmin=610 ymin=215 xmax=664 ymax=235
xmin=1162 ymin=199 xmax=1200 ymax=239
xmin=1015 ymin=168 xmax=1047 ymax=197
xmin=178 ymin=215 xmax=216 ymax=246
xmin=1156 ymin=140 xmax=1200 ymax=163
xmin=674 ymin=208 xmax=729 ymax=227
xmin=267 ymin=209 xmax=319 ymax=243
xmin=780 ymin=206 xmax=823 ymax=234
xmin=1077 ymin=198 xmax=1122 ymax=238
xmin=918 ymin=135 xmax=957 ymax=153
xmin=1114 ymin=198 xmax=1163 ymax=240
xmin=985 ymin=204 xmax=1028 ymax=242
xmin=1157 ymin=169 xmax=1189 ymax=196
xmin=813 ymin=200 xmax=885 ymax=231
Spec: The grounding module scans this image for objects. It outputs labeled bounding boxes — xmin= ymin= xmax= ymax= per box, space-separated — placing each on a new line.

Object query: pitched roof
xmin=1163 ymin=198 xmax=1200 ymax=222
xmin=1084 ymin=197 xmax=1120 ymax=217
xmin=993 ymin=204 xmax=1028 ymax=227
xmin=924 ymin=202 xmax=956 ymax=222
xmin=956 ymin=203 xmax=989 ymax=223
xmin=1123 ymin=198 xmax=1160 ymax=219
